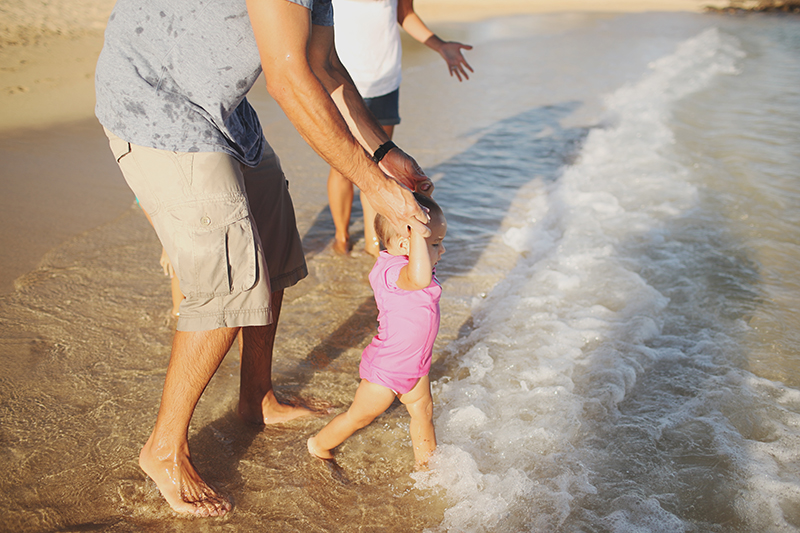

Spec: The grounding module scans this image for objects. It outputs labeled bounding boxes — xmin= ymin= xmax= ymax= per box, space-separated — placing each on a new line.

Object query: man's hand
xmin=379 ymin=147 xmax=434 ymax=197
xmin=363 ymin=174 xmax=431 ymax=239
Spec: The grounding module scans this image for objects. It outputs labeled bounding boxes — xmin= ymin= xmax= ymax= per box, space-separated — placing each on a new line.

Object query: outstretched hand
xmin=440 ymin=41 xmax=473 ymax=81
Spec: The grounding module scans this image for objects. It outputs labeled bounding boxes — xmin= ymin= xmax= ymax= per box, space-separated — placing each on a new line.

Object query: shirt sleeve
xmin=285 ymin=0 xmax=333 ymax=26
xmin=383 ymin=261 xmax=405 ymax=292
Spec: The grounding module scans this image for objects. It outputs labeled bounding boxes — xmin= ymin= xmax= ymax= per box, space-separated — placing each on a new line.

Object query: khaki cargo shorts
xmin=105 ymin=128 xmax=307 ymax=332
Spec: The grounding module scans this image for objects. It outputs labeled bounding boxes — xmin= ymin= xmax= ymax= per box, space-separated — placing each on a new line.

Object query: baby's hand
xmin=407 ymin=217 xmax=431 ymax=240
xmin=159 ymin=248 xmax=175 ymax=278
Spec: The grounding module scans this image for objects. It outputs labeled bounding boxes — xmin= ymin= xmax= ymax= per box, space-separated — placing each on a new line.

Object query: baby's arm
xmin=396 ymin=226 xmax=433 ymax=291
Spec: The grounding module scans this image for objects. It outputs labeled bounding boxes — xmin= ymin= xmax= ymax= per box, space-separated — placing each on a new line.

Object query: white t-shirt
xmin=333 ymin=0 xmax=402 ymax=98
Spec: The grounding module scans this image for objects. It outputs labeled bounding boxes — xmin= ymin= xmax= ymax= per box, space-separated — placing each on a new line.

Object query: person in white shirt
xmin=328 ymin=0 xmax=472 ymax=256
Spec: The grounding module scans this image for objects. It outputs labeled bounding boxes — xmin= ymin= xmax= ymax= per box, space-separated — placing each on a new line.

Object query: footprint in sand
xmin=6 ymin=85 xmax=30 ymax=95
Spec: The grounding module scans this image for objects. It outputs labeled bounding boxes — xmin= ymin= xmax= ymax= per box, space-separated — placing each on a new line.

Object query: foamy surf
xmin=416 ymin=25 xmax=800 ymax=532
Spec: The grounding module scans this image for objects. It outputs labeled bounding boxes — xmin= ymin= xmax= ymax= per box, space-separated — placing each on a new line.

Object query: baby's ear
xmin=398 ymin=236 xmax=410 ymax=253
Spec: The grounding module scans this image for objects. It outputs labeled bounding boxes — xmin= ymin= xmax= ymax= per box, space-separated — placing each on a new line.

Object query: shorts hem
xmin=176 ymin=306 xmax=272 ymax=332
xmin=377 ymin=117 xmax=401 ymax=127
xmin=270 ymin=264 xmax=308 ymax=292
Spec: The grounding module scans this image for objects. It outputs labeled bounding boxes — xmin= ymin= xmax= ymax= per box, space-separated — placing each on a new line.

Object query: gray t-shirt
xmin=95 ymin=0 xmax=333 ymax=167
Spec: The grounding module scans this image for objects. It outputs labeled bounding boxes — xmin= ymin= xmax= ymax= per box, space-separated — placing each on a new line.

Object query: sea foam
xmin=416 ymin=28 xmax=750 ymax=532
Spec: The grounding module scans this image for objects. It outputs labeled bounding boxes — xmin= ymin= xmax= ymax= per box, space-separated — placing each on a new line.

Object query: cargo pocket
xmin=169 ymin=197 xmax=258 ymax=298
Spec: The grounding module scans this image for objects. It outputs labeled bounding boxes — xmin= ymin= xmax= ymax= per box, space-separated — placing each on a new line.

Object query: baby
xmin=308 ymin=193 xmax=446 ymax=469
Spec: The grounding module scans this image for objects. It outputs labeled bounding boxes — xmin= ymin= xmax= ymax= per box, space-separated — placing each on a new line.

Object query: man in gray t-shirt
xmin=96 ymin=0 xmax=432 ymax=517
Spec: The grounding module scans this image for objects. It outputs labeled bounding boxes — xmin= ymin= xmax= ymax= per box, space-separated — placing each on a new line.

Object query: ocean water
xmin=412 ymin=11 xmax=800 ymax=533
xmin=1 ymin=10 xmax=800 ymax=533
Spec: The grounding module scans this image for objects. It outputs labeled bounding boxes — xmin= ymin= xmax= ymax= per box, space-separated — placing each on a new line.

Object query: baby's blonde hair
xmin=374 ymin=193 xmax=443 ymax=248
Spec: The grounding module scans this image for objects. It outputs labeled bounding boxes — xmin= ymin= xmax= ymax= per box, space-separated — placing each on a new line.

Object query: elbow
xmin=409 ymin=274 xmax=433 ymax=291
xmin=263 ymin=60 xmax=290 ymax=99
xmin=263 ymin=59 xmax=307 ymax=104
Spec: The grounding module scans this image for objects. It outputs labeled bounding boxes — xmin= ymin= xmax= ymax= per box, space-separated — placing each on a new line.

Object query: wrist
xmin=372 ymin=140 xmax=396 ymax=163
xmin=427 ymin=34 xmax=444 ymax=52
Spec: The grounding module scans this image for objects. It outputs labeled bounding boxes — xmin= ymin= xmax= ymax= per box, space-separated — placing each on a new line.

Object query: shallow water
xmin=1 ymin=10 xmax=800 ymax=533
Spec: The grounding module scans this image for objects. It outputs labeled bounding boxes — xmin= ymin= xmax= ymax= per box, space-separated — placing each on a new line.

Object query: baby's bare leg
xmin=399 ymin=376 xmax=436 ymax=469
xmin=308 ymin=379 xmax=395 ymax=459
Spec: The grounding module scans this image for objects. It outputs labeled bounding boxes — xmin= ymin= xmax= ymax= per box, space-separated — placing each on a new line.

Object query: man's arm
xmin=246 ymin=0 xmax=429 ymax=234
xmin=306 ymin=17 xmax=433 ymax=196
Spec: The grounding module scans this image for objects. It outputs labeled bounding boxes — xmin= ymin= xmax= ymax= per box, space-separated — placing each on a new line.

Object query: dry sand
xmin=0 ymin=0 xmax=725 ymax=294
xmin=0 ymin=0 xmax=723 ymax=133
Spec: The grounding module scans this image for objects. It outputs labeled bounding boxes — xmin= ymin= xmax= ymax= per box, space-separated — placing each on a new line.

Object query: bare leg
xmin=307 ymin=379 xmax=395 ymax=460
xmin=398 ymin=375 xmax=436 ymax=469
xmin=170 ymin=274 xmax=184 ymax=318
xmin=144 ymin=207 xmax=184 ymax=317
xmin=361 ymin=125 xmax=395 ymax=258
xmin=238 ymin=289 xmax=314 ymax=425
xmin=327 ymin=167 xmax=353 ymax=255
xmin=360 ymin=192 xmax=380 ymax=258
xmin=139 ymin=327 xmax=239 ymax=517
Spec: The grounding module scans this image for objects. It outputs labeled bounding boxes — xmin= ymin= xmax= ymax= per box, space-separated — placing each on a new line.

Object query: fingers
xmin=443 ymin=42 xmax=474 ymax=82
xmin=379 ymin=148 xmax=431 ymax=192
xmin=448 ymin=61 xmax=472 ymax=81
xmin=408 ymin=216 xmax=431 ymax=239
xmin=415 ymin=177 xmax=434 ymax=196
xmin=159 ymin=249 xmax=176 ymax=278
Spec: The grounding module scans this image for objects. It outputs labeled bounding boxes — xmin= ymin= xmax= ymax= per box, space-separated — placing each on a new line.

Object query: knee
xmin=407 ymin=398 xmax=434 ymax=422
xmin=345 ymin=409 xmax=378 ymax=429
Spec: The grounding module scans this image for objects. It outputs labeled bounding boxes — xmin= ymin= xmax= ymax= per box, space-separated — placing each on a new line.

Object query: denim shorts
xmin=104 ymin=128 xmax=307 ymax=332
xmin=364 ymin=88 xmax=400 ymax=126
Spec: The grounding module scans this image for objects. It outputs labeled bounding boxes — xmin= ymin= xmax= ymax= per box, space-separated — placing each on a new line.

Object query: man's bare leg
xmin=139 ymin=327 xmax=239 ymax=517
xmin=238 ymin=289 xmax=314 ymax=425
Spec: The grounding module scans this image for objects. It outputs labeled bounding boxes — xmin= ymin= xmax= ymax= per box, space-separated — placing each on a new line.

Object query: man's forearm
xmin=247 ymin=0 xmax=426 ymax=234
xmin=248 ymin=0 xmax=380 ymax=191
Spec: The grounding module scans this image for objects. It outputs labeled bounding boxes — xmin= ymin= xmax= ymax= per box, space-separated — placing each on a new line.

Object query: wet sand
xmin=0 ymin=1 xmax=728 ymax=530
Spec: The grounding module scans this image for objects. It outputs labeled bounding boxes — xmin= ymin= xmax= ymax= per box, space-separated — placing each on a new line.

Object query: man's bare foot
xmin=307 ymin=436 xmax=334 ymax=460
xmin=238 ymin=390 xmax=315 ymax=426
xmin=139 ymin=436 xmax=231 ymax=517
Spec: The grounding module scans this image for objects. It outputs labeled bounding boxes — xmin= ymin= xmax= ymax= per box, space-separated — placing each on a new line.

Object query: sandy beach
xmin=3 ymin=1 xmax=769 ymax=532
xmin=0 ymin=0 xmax=720 ymax=133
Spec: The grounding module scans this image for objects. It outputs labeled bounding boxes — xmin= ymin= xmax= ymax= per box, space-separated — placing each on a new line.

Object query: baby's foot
xmin=306 ymin=436 xmax=334 ymax=461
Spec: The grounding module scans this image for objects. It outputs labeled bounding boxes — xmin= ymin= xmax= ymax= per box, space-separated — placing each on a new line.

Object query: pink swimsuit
xmin=359 ymin=251 xmax=442 ymax=394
